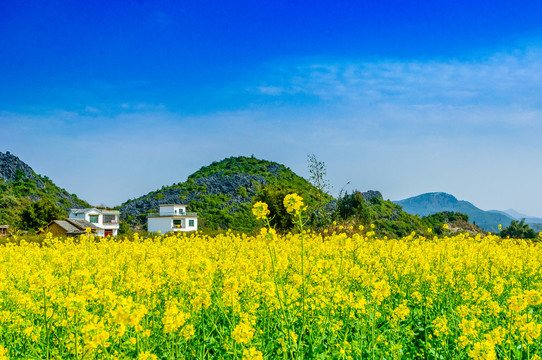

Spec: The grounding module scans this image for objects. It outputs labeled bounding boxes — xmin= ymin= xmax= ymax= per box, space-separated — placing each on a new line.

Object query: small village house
xmin=147 ymin=204 xmax=198 ymax=234
xmin=68 ymin=208 xmax=120 ymax=237
xmin=39 ymin=219 xmax=99 ymax=237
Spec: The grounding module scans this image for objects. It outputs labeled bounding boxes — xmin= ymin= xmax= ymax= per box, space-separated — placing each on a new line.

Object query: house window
xmin=189 ymin=220 xmax=194 ymax=227
xmin=89 ymin=215 xmax=99 ymax=223
xmin=104 ymin=215 xmax=117 ymax=224
xmin=175 ymin=210 xmax=177 ymax=214
xmin=173 ymin=220 xmax=182 ymax=228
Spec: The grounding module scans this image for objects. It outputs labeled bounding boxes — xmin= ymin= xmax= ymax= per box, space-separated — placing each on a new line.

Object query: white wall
xmin=68 ymin=212 xmax=86 ymax=220
xmin=186 ymin=217 xmax=198 ymax=230
xmin=148 ymin=217 xmax=173 ymax=234
xmin=148 ymin=216 xmax=198 ymax=233
xmin=159 ymin=205 xmax=187 ymax=216
xmin=85 ymin=210 xmax=102 ymax=225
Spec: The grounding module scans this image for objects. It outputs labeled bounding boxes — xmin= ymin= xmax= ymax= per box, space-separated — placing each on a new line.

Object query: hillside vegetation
xmin=120 ymin=156 xmax=483 ymax=236
xmin=1 ymin=152 xmax=486 ymax=237
xmin=331 ymin=190 xmax=484 ymax=238
xmin=119 ymin=156 xmax=332 ymax=232
xmin=0 ymin=152 xmax=89 ymax=227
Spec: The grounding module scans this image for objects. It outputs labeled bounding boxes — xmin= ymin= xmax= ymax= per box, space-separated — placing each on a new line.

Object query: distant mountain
xmin=502 ymin=209 xmax=529 ymax=219
xmin=488 ymin=209 xmax=542 ymax=232
xmin=394 ymin=192 xmax=514 ymax=232
xmin=119 ymin=156 xmax=330 ymax=232
xmin=0 ymin=151 xmax=90 ymax=226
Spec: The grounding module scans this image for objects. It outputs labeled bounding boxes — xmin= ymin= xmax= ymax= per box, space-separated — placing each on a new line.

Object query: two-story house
xmin=68 ymin=208 xmax=120 ymax=237
xmin=147 ymin=204 xmax=198 ymax=234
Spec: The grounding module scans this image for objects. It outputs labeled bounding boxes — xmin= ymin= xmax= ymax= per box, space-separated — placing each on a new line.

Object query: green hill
xmin=0 ymin=151 xmax=90 ymax=227
xmin=1 ymin=152 xmax=486 ymax=237
xmin=119 ymin=156 xmax=485 ymax=236
xmin=333 ymin=190 xmax=484 ymax=238
xmin=394 ymin=192 xmax=513 ymax=232
xmin=119 ymin=156 xmax=332 ymax=232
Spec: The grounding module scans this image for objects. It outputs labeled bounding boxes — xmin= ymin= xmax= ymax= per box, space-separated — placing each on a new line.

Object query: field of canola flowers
xmin=1 ymin=194 xmax=542 ymax=359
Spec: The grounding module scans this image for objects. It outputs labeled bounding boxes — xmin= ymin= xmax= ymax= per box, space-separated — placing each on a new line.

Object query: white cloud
xmin=259 ymin=48 xmax=542 ymax=111
xmin=257 ymin=86 xmax=284 ymax=96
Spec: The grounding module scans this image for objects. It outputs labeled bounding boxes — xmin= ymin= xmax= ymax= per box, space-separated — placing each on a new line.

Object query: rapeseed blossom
xmin=0 ymin=346 xmax=8 ymax=360
xmin=283 ymin=193 xmax=305 ymax=214
xmin=252 ymin=201 xmax=270 ymax=220
xmin=0 ymin=206 xmax=540 ymax=358
xmin=243 ymin=347 xmax=264 ymax=360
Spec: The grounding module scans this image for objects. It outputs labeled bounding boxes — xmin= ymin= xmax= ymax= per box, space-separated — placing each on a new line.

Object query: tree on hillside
xmin=254 ymin=185 xmax=295 ymax=231
xmin=307 ymin=153 xmax=331 ymax=228
xmin=422 ymin=211 xmax=470 ymax=235
xmin=20 ymin=199 xmax=66 ymax=231
xmin=334 ymin=190 xmax=372 ymax=224
xmin=500 ymin=219 xmax=537 ymax=239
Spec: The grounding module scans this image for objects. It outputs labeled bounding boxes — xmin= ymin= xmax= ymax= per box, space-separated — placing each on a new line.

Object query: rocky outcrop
xmin=0 ymin=151 xmax=44 ymax=187
xmin=0 ymin=151 xmax=87 ymax=211
xmin=120 ymin=172 xmax=268 ymax=221
xmin=194 ymin=173 xmax=265 ymax=198
xmin=362 ymin=190 xmax=383 ymax=203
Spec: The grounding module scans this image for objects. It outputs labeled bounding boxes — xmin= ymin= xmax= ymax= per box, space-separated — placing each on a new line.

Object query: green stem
xmin=298 ymin=211 xmax=306 ymax=359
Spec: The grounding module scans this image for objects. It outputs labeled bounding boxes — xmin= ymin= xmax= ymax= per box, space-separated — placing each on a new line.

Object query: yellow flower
xmin=138 ymin=351 xmax=158 ymax=360
xmin=442 ymin=223 xmax=448 ymax=230
xmin=520 ymin=321 xmax=542 ymax=344
xmin=432 ymin=316 xmax=449 ymax=337
xmin=242 ymin=347 xmax=264 ymax=360
xmin=392 ymin=301 xmax=410 ymax=321
xmin=231 ymin=321 xmax=255 ymax=344
xmin=283 ymin=193 xmax=304 ymax=215
xmin=0 ymin=345 xmax=8 ymax=360
xmin=371 ymin=280 xmax=391 ymax=305
xmin=468 ymin=340 xmax=496 ymax=360
xmin=181 ymin=324 xmax=195 ymax=341
xmin=252 ymin=201 xmax=270 ymax=220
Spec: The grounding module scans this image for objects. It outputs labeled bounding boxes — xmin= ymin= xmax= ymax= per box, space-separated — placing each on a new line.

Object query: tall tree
xmin=20 ymin=199 xmax=65 ymax=231
xmin=254 ymin=185 xmax=295 ymax=231
xmin=500 ymin=219 xmax=537 ymax=239
xmin=307 ymin=154 xmax=331 ymax=228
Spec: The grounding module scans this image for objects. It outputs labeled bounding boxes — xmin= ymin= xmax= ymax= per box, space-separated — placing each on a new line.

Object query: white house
xmin=147 ymin=204 xmax=198 ymax=234
xmin=68 ymin=208 xmax=120 ymax=237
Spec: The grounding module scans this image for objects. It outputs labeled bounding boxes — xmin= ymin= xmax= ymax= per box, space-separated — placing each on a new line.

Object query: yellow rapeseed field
xmin=0 ymin=195 xmax=541 ymax=359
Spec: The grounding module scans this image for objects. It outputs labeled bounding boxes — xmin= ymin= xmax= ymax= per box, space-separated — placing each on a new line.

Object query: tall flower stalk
xmin=252 ymin=201 xmax=297 ymax=358
xmin=283 ymin=193 xmax=307 ymax=357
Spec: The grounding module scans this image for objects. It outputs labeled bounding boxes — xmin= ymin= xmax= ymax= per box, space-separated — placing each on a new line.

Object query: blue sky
xmin=2 ymin=0 xmax=542 ymax=217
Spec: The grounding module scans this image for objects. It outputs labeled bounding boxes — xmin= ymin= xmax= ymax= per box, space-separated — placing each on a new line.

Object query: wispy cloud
xmin=251 ymin=47 xmax=542 ymax=142
xmin=258 ymin=47 xmax=542 ymax=109
xmin=257 ymin=86 xmax=285 ymax=96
